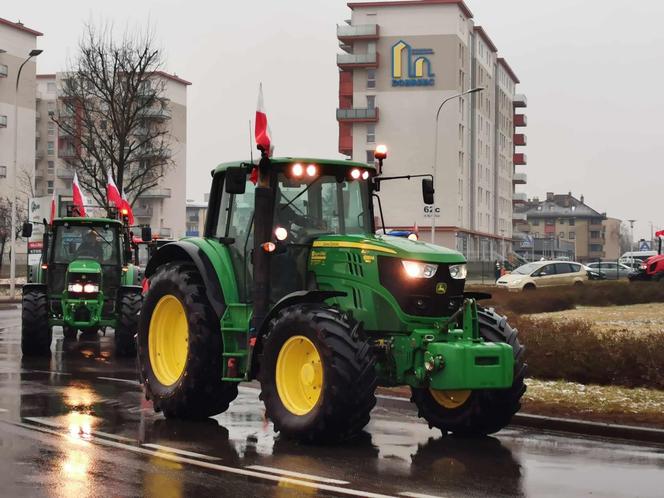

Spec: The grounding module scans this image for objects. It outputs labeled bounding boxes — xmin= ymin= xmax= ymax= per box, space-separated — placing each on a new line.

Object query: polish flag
xmin=106 ymin=170 xmax=123 ymax=209
xmin=254 ymin=83 xmax=272 ymax=156
xmin=49 ymin=190 xmax=56 ymax=224
xmin=72 ymin=172 xmax=86 ymax=217
xmin=656 ymin=230 xmax=664 ymax=238
xmin=120 ymin=190 xmax=135 ymax=225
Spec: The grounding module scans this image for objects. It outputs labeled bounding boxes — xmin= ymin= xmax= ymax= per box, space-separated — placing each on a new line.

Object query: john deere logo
xmin=435 ymin=282 xmax=447 ymax=295
xmin=392 ymin=40 xmax=435 ymax=87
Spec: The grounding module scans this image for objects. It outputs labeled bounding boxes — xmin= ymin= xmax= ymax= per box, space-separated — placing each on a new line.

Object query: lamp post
xmin=431 ymin=86 xmax=484 ymax=243
xmin=9 ymin=49 xmax=42 ymax=298
xmin=627 ymin=219 xmax=636 ymax=253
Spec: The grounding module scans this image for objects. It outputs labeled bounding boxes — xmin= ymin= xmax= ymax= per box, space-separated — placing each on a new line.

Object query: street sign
xmin=639 ymin=240 xmax=651 ymax=251
xmin=520 ymin=235 xmax=534 ymax=248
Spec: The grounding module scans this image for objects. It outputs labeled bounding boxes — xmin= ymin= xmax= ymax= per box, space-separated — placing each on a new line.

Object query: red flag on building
xmin=106 ymin=170 xmax=123 ymax=209
xmin=254 ymin=83 xmax=272 ymax=155
xmin=72 ymin=172 xmax=86 ymax=217
xmin=49 ymin=190 xmax=56 ymax=224
xmin=120 ymin=190 xmax=135 ymax=225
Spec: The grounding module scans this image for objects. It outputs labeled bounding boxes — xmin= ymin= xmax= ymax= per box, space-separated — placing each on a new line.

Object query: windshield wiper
xmin=280 ymin=177 xmax=322 ymax=215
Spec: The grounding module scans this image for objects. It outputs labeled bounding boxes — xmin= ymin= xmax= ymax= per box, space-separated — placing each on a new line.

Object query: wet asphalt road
xmin=1 ymin=306 xmax=664 ymax=497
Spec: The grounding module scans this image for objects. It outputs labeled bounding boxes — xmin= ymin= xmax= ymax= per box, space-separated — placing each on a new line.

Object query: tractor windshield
xmin=53 ymin=224 xmax=120 ymax=266
xmin=275 ymin=173 xmax=372 ymax=242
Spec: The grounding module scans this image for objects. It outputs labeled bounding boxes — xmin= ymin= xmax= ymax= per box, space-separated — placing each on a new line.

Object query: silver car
xmin=586 ymin=262 xmax=632 ymax=280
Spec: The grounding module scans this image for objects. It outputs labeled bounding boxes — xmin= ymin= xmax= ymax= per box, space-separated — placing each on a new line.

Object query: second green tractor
xmin=138 ymin=154 xmax=526 ymax=442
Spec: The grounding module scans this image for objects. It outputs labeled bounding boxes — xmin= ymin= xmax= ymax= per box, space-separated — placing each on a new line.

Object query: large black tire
xmin=21 ymin=288 xmax=52 ymax=356
xmin=411 ymin=307 xmax=526 ymax=436
xmin=115 ymin=290 xmax=142 ymax=357
xmin=137 ymin=263 xmax=238 ymax=419
xmin=63 ymin=326 xmax=78 ymax=340
xmin=259 ymin=304 xmax=377 ymax=443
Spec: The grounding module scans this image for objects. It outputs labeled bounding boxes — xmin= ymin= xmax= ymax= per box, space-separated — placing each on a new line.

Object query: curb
xmin=375 ymin=390 xmax=664 ymax=445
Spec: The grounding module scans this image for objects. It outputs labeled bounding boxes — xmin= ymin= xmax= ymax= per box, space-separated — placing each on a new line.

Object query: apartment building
xmin=515 ymin=192 xmax=610 ymax=262
xmin=336 ymin=0 xmax=525 ymax=261
xmin=185 ymin=200 xmax=207 ymax=237
xmin=35 ymin=71 xmax=189 ymax=239
xmin=0 ymin=18 xmax=41 ymax=201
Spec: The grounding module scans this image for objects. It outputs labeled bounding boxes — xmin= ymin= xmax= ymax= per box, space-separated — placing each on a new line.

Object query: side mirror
xmin=225 ymin=167 xmax=247 ymax=194
xmin=422 ymin=178 xmax=435 ymax=205
xmin=141 ymin=226 xmax=152 ymax=242
xmin=22 ymin=222 xmax=33 ymax=238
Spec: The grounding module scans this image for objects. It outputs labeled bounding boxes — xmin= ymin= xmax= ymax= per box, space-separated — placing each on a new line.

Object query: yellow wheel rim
xmin=430 ymin=389 xmax=472 ymax=409
xmin=148 ymin=295 xmax=189 ymax=386
xmin=276 ymin=335 xmax=323 ymax=416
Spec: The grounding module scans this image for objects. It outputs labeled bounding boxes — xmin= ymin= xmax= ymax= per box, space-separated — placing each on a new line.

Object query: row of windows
xmin=532 ymin=218 xmax=576 ymax=226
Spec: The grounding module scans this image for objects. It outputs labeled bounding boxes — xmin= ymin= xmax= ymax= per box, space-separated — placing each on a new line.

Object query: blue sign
xmin=639 ymin=240 xmax=651 ymax=251
xmin=520 ymin=235 xmax=534 ymax=249
xmin=391 ymin=41 xmax=435 ymax=87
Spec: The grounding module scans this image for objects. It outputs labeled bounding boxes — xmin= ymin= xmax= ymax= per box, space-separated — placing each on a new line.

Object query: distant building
xmin=35 ymin=71 xmax=190 ymax=239
xmin=185 ymin=200 xmax=207 ymax=237
xmin=336 ymin=0 xmax=526 ymax=261
xmin=514 ymin=192 xmax=609 ymax=262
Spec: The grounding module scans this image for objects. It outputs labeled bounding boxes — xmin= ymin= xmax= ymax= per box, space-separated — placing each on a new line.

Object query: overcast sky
xmin=5 ymin=0 xmax=663 ymax=239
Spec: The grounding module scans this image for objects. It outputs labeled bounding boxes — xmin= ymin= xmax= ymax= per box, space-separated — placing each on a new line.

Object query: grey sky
xmin=5 ymin=0 xmax=663 ymax=239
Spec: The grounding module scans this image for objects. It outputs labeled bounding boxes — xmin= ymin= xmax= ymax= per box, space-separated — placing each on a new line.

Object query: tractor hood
xmin=312 ymin=234 xmax=466 ymax=264
xmin=67 ymin=259 xmax=103 ymax=275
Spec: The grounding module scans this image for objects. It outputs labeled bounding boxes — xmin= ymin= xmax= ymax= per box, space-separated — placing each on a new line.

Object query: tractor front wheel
xmin=137 ymin=263 xmax=238 ymax=419
xmin=21 ymin=288 xmax=52 ymax=356
xmin=115 ymin=289 xmax=142 ymax=357
xmin=411 ymin=307 xmax=526 ymax=436
xmin=259 ymin=304 xmax=377 ymax=443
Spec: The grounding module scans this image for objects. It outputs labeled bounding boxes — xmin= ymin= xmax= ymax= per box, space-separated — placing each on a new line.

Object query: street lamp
xmin=9 ymin=48 xmax=43 ymax=298
xmin=430 ymin=86 xmax=484 ymax=243
xmin=627 ymin=219 xmax=636 ymax=253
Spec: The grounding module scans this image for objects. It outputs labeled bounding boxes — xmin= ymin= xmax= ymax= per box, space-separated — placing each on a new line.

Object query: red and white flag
xmin=106 ymin=170 xmax=123 ymax=209
xmin=72 ymin=172 xmax=86 ymax=217
xmin=254 ymin=83 xmax=272 ymax=156
xmin=120 ymin=190 xmax=135 ymax=225
xmin=49 ymin=190 xmax=56 ymax=224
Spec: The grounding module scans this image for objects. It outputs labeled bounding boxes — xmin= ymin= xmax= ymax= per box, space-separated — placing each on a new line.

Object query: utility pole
xmin=627 ymin=219 xmax=636 ymax=252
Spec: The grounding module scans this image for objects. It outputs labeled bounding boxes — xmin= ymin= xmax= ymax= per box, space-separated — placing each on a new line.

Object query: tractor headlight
xmin=83 ymin=283 xmax=99 ymax=294
xmin=449 ymin=264 xmax=467 ymax=280
xmin=68 ymin=282 xmax=99 ymax=293
xmin=68 ymin=283 xmax=84 ymax=293
xmin=402 ymin=260 xmax=438 ymax=279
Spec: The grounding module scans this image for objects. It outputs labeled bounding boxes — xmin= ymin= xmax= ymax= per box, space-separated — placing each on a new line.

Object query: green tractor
xmin=138 ymin=153 xmax=526 ymax=442
xmin=21 ymin=211 xmax=148 ymax=357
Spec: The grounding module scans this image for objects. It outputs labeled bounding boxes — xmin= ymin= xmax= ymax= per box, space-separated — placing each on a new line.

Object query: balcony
xmin=514 ymin=133 xmax=527 ymax=146
xmin=134 ymin=205 xmax=154 ymax=218
xmin=0 ymin=64 xmax=7 ymax=78
xmin=137 ymin=146 xmax=171 ymax=159
xmin=58 ymin=147 xmax=76 ymax=159
xmin=35 ymin=130 xmax=40 ymax=140
xmin=337 ymin=24 xmax=379 ymax=42
xmin=139 ymin=107 xmax=171 ymax=120
xmin=0 ymin=115 xmax=6 ymax=128
xmin=513 ymin=153 xmax=527 ymax=165
xmin=512 ymin=212 xmax=527 ymax=222
xmin=336 ymin=107 xmax=379 ymax=122
xmin=513 ymin=94 xmax=527 ymax=108
xmin=337 ymin=52 xmax=379 ymax=69
xmin=139 ymin=187 xmax=172 ymax=199
xmin=512 ymin=192 xmax=528 ymax=204
xmin=514 ymin=114 xmax=527 ymax=127
xmin=513 ymin=172 xmax=527 ymax=184
xmin=57 ymin=168 xmax=74 ymax=179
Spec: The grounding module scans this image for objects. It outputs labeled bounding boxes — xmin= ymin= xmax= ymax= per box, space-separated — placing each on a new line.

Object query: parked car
xmin=583 ymin=264 xmax=606 ymax=280
xmin=496 ymin=261 xmax=588 ymax=291
xmin=586 ymin=262 xmax=632 ymax=280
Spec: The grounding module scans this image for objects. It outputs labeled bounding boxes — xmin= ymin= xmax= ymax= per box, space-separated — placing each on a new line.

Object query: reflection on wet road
xmin=1 ymin=306 xmax=664 ymax=497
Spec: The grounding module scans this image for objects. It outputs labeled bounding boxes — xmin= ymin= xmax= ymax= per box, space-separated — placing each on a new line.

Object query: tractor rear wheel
xmin=411 ymin=307 xmax=526 ymax=436
xmin=259 ymin=304 xmax=377 ymax=443
xmin=115 ymin=289 xmax=142 ymax=357
xmin=21 ymin=288 xmax=52 ymax=356
xmin=137 ymin=263 xmax=238 ymax=419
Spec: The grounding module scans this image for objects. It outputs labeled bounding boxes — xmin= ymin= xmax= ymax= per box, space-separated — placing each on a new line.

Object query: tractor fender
xmin=145 ymin=241 xmax=226 ymax=318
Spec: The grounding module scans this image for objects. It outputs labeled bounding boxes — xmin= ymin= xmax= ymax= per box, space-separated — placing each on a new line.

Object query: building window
xmin=559 ymin=218 xmax=565 ymax=225
xmin=366 ymin=150 xmax=375 ymax=164
xmin=569 ymin=232 xmax=575 ymax=239
xmin=559 ymin=232 xmax=564 ymax=239
xmin=47 ymin=81 xmax=56 ymax=92
xmin=590 ymin=231 xmax=601 ymax=239
xmin=367 ymin=69 xmax=376 ymax=89
xmin=47 ymin=101 xmax=55 ymax=112
xmin=589 ymin=244 xmax=602 ymax=253
xmin=569 ymin=218 xmax=575 ymax=226
xmin=47 ymin=141 xmax=55 ymax=156
xmin=47 ymin=181 xmax=54 ymax=194
xmin=0 ymin=165 xmax=6 ymax=178
xmin=48 ymin=121 xmax=55 ymax=136
xmin=366 ymin=95 xmax=375 ymax=109
xmin=366 ymin=124 xmax=375 ymax=143
xmin=532 ymin=219 xmax=540 ymax=226
xmin=47 ymin=161 xmax=54 ymax=173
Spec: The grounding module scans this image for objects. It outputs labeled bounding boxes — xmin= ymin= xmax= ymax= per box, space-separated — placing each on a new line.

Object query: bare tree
xmin=0 ymin=198 xmax=26 ymax=271
xmin=17 ymin=167 xmax=35 ymax=204
xmin=619 ymin=222 xmax=633 ymax=254
xmin=52 ymin=22 xmax=173 ymax=207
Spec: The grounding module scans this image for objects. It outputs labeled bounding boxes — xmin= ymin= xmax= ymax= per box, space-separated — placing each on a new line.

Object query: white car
xmin=496 ymin=261 xmax=588 ymax=291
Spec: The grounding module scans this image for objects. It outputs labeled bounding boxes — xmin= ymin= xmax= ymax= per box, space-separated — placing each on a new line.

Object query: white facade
xmin=337 ymin=0 xmax=524 ymax=261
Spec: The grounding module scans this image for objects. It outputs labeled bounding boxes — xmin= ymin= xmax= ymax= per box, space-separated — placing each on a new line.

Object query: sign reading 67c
xmin=423 ymin=205 xmax=440 ymax=218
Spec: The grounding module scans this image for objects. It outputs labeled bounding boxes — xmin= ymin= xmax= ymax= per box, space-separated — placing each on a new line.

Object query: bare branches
xmin=51 ymin=21 xmax=173 ymax=207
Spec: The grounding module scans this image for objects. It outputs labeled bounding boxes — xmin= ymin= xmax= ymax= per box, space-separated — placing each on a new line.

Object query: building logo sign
xmin=392 ymin=40 xmax=435 ymax=87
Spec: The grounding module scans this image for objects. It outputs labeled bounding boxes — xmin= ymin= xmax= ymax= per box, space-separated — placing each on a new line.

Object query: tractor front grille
xmin=378 ymin=256 xmax=464 ymax=317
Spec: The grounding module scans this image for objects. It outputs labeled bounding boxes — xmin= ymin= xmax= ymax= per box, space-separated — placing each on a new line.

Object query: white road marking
xmin=376 ymin=394 xmax=410 ymax=403
xmin=142 ymin=443 xmax=222 ymax=461
xmin=16 ymin=419 xmax=398 ymax=498
xmin=400 ymin=492 xmax=446 ymax=498
xmin=245 ymin=464 xmax=350 ymax=485
xmin=97 ymin=376 xmax=141 ymax=385
xmin=25 ymin=417 xmax=135 ymax=443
